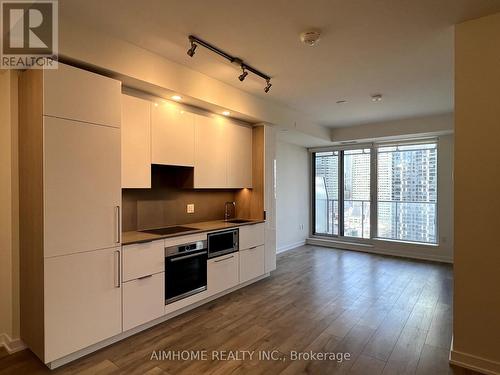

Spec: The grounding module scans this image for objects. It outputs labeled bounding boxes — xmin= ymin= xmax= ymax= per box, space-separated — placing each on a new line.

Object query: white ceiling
xmin=60 ymin=0 xmax=500 ymax=128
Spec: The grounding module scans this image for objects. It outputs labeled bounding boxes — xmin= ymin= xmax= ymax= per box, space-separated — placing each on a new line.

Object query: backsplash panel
xmin=122 ymin=166 xmax=237 ymax=231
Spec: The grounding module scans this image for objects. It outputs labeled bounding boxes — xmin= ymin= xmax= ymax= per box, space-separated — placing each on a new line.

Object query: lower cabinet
xmin=123 ymin=272 xmax=165 ymax=331
xmin=44 ymin=247 xmax=122 ymax=362
xmin=239 ymin=223 xmax=265 ymax=250
xmin=208 ymin=253 xmax=239 ymax=296
xmin=239 ymin=245 xmax=265 ymax=284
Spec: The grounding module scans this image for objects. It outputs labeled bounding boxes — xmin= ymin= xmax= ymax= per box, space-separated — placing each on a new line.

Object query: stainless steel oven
xmin=165 ymin=239 xmax=207 ymax=304
xmin=207 ymin=229 xmax=239 ymax=259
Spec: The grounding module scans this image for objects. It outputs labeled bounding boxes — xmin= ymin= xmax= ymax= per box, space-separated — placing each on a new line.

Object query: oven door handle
xmin=169 ymin=251 xmax=207 ymax=262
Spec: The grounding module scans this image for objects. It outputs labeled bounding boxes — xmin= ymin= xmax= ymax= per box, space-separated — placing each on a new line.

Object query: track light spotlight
xmin=187 ymin=42 xmax=197 ymax=57
xmin=264 ymin=79 xmax=272 ymax=93
xmin=238 ymin=67 xmax=248 ymax=82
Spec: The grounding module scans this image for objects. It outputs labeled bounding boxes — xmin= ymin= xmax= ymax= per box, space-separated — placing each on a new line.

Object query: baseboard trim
xmin=0 ymin=333 xmax=26 ymax=354
xmin=450 ymin=348 xmax=500 ymax=375
xmin=277 ymin=240 xmax=306 ymax=254
xmin=306 ymin=238 xmax=453 ymax=263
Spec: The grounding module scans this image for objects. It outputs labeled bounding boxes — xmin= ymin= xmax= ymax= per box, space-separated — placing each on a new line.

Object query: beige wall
xmin=453 ymin=11 xmax=500 ymax=374
xmin=330 ymin=113 xmax=453 ymax=143
xmin=0 ymin=70 xmax=20 ymax=343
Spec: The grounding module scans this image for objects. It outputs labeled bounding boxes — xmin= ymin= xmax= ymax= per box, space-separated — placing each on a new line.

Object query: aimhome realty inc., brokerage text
xmin=150 ymin=350 xmax=352 ymax=363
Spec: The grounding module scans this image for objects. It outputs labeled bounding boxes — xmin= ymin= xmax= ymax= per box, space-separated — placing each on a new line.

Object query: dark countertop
xmin=122 ymin=219 xmax=265 ymax=245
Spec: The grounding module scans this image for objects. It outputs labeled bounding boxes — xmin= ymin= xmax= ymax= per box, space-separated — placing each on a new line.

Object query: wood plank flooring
xmin=0 ymin=246 xmax=479 ymax=374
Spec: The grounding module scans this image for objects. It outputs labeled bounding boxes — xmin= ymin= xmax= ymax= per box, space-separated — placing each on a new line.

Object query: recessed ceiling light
xmin=371 ymin=94 xmax=383 ymax=102
xmin=222 ymin=111 xmax=231 ymax=116
xmin=154 ymin=103 xmax=158 ymax=107
xmin=171 ymin=95 xmax=182 ymax=101
xmin=336 ymin=100 xmax=347 ymax=104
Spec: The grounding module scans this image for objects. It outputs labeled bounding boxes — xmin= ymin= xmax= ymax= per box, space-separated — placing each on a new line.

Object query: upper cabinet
xmin=194 ymin=114 xmax=253 ymax=189
xmin=194 ymin=114 xmax=227 ymax=188
xmin=227 ymin=123 xmax=252 ymax=188
xmin=121 ymin=96 xmax=253 ymax=189
xmin=121 ymin=94 xmax=151 ymax=188
xmin=151 ymin=102 xmax=195 ymax=167
xmin=43 ymin=63 xmax=121 ymax=128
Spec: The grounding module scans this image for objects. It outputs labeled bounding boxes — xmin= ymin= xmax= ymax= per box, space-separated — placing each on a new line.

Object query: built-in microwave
xmin=207 ymin=229 xmax=239 ymax=259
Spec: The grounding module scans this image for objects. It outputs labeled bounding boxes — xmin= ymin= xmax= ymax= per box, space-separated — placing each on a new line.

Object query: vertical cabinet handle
xmin=114 ymin=250 xmax=121 ymax=288
xmin=115 ymin=205 xmax=121 ymax=243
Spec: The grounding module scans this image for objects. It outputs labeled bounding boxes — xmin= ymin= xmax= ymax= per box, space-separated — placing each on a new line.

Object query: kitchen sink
xmin=224 ymin=219 xmax=254 ymax=224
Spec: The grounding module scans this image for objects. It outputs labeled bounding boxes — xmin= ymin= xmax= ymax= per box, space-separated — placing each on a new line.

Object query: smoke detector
xmin=300 ymin=30 xmax=321 ymax=46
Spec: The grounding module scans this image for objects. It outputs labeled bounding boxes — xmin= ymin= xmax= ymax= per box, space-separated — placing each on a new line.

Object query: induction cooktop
xmin=139 ymin=226 xmax=197 ymax=236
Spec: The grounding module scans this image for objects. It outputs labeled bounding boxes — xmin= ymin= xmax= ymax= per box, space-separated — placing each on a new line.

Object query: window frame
xmin=310 ymin=138 xmax=439 ymax=246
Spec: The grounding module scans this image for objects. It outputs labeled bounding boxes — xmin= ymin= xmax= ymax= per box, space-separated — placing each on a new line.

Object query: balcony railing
xmin=319 ymin=199 xmax=436 ymax=242
xmin=319 ymin=198 xmax=370 ymax=238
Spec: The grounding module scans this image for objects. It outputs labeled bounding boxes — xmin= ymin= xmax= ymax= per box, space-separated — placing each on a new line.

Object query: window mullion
xmin=370 ymin=147 xmax=377 ymax=239
xmin=339 ymin=151 xmax=344 ymax=237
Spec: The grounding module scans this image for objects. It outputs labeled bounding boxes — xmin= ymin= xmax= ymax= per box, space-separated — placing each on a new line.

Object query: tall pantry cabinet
xmin=19 ymin=63 xmax=123 ymax=364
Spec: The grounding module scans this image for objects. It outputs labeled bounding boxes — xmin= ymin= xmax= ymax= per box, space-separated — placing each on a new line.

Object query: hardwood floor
xmin=0 ymin=246 xmax=478 ymax=374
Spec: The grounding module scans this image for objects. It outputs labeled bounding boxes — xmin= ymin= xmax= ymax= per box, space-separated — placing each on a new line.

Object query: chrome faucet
xmin=224 ymin=201 xmax=236 ymax=221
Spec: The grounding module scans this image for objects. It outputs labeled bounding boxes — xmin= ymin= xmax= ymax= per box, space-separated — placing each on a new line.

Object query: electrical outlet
xmin=187 ymin=204 xmax=195 ymax=214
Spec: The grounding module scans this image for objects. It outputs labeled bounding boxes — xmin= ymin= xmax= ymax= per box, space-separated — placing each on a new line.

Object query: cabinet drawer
xmin=208 ymin=253 xmax=239 ymax=296
xmin=43 ymin=63 xmax=121 ymax=128
xmin=122 ymin=240 xmax=164 ymax=282
xmin=239 ymin=245 xmax=265 ymax=284
xmin=123 ymin=272 xmax=164 ymax=331
xmin=239 ymin=223 xmax=265 ymax=250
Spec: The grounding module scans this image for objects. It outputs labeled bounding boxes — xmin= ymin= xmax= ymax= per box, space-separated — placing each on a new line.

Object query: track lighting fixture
xmin=264 ymin=79 xmax=272 ymax=93
xmin=238 ymin=67 xmax=248 ymax=82
xmin=187 ymin=41 xmax=197 ymax=57
xmin=186 ymin=35 xmax=273 ymax=93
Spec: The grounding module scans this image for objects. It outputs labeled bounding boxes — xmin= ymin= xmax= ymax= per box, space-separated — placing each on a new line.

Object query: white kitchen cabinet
xmin=122 ymin=240 xmax=164 ymax=282
xmin=123 ymin=272 xmax=165 ymax=331
xmin=121 ymin=94 xmax=151 ymax=188
xmin=239 ymin=245 xmax=265 ymax=283
xmin=239 ymin=223 xmax=265 ymax=251
xmin=43 ymin=63 xmax=121 ymax=128
xmin=44 ymin=247 xmax=122 ymax=362
xmin=151 ymin=102 xmax=195 ymax=166
xmin=44 ymin=116 xmax=121 ymax=258
xmin=226 ymin=122 xmax=252 ymax=188
xmin=208 ymin=253 xmax=239 ymax=296
xmin=194 ymin=114 xmax=227 ymax=188
xmin=19 ymin=66 xmax=123 ymax=365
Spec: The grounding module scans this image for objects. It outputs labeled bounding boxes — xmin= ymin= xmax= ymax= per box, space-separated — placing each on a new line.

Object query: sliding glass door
xmin=343 ymin=149 xmax=371 ymax=238
xmin=314 ymin=151 xmax=339 ymax=235
xmin=313 ymin=148 xmax=371 ymax=238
